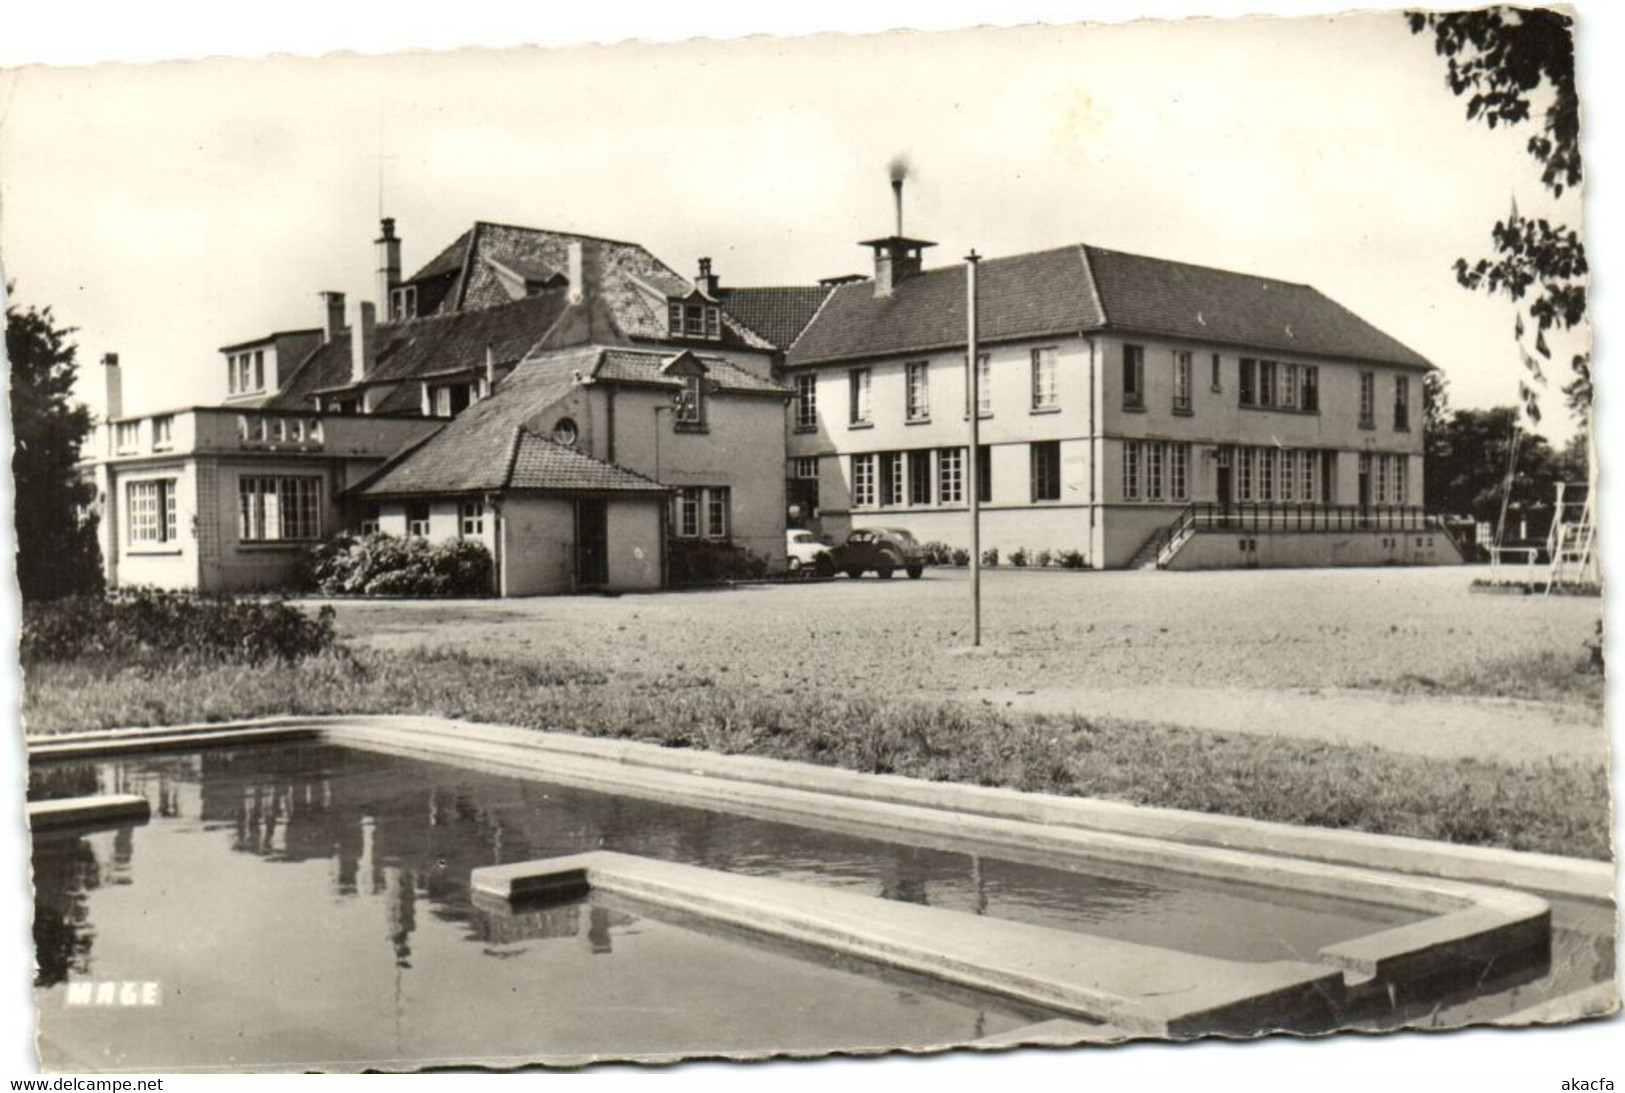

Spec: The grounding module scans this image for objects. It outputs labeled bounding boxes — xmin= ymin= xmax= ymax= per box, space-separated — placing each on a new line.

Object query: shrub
xmin=1057 ymin=549 xmax=1088 ymax=569
xmin=1036 ymin=549 xmax=1054 ymax=568
xmin=20 ymin=587 xmax=336 ymax=666
xmin=669 ymin=540 xmax=769 ymax=585
xmin=980 ymin=547 xmax=999 ymax=567
xmin=919 ymin=540 xmax=955 ymax=566
xmin=306 ymin=532 xmax=493 ymax=597
xmin=950 ymin=548 xmax=970 ymax=567
xmin=1009 ymin=546 xmax=1030 ymax=567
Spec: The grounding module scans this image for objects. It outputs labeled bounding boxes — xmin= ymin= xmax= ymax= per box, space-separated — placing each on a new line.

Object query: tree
xmin=1424 ymin=405 xmax=1566 ymax=534
xmin=1408 ymin=9 xmax=1589 ymax=421
xmin=7 ymin=292 xmax=104 ymax=601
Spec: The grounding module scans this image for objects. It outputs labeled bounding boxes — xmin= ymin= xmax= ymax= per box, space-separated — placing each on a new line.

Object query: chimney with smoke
xmin=861 ymin=156 xmax=935 ymax=299
xmin=567 ymin=241 xmax=585 ymax=306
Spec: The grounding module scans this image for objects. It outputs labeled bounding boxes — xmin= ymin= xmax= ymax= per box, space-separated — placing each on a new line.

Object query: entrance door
xmin=576 ymin=499 xmax=609 ymax=588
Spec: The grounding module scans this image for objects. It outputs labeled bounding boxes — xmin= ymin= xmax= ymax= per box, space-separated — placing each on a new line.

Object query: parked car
xmin=785 ymin=529 xmax=835 ymax=576
xmin=831 ymin=527 xmax=927 ymax=579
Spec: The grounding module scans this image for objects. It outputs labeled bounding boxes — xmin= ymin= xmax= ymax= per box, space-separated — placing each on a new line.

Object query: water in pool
xmin=27 ymin=743 xmax=1606 ymax=1069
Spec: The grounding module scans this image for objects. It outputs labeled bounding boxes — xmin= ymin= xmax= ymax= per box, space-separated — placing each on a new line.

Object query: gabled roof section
xmin=787 ymin=244 xmax=1432 ymax=370
xmin=588 ymin=348 xmax=789 ymax=396
xmin=715 ymin=286 xmax=833 ymax=351
xmin=351 ymin=348 xmax=664 ymax=498
xmin=263 ymin=287 xmax=574 ymax=412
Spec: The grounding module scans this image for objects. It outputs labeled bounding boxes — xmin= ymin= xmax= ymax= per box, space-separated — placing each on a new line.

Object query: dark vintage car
xmin=831 ymin=527 xmax=927 ymax=579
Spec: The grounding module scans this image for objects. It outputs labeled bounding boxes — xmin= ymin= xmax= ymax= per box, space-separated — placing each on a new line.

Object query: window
xmin=253 ymin=350 xmax=265 ymax=392
xmin=1033 ymin=347 xmax=1060 ymax=411
xmin=905 ymin=361 xmax=930 ymax=422
xmin=1258 ymin=360 xmax=1278 ymax=408
xmin=1259 ymin=447 xmax=1275 ymax=501
xmin=668 ymin=302 xmax=684 ymax=333
xmin=976 ymin=445 xmax=992 ymax=504
xmin=1123 ymin=442 xmax=1141 ymax=501
xmin=851 ymin=454 xmax=877 ymax=508
xmin=152 ymin=416 xmax=175 ymax=451
xmin=1301 ymin=450 xmax=1318 ymax=501
xmin=115 ymin=421 xmax=140 ymax=453
xmin=908 ymin=450 xmax=933 ymax=505
xmin=460 ymin=501 xmax=485 ymax=538
xmin=1120 ymin=345 xmax=1143 ymax=410
xmin=965 ymin=352 xmax=992 ymax=417
xmin=358 ymin=504 xmax=381 ymax=536
xmin=239 ymin=476 xmax=322 ymax=542
xmin=676 ymin=374 xmax=705 ymax=427
xmin=791 ymin=456 xmax=819 ymax=479
xmin=849 ymin=368 xmax=872 ymax=425
xmin=405 ymin=503 xmax=431 ymax=538
xmin=552 ymin=417 xmax=579 ymax=447
xmin=1172 ymin=351 xmax=1192 ymax=413
xmin=1211 ymin=353 xmax=1222 ymax=393
xmin=391 ymin=285 xmax=418 ymax=322
xmin=1359 ymin=372 xmax=1376 ymax=428
xmin=793 ymin=373 xmax=818 ymax=431
xmin=1146 ymin=442 xmax=1165 ymax=500
xmin=1393 ymin=456 xmax=1408 ymax=505
xmin=1280 ymin=364 xmax=1299 ymax=410
xmin=1170 ymin=443 xmax=1189 ymax=501
xmin=1031 ymin=441 xmax=1061 ymax=502
xmin=1394 ymin=376 xmax=1410 ymax=431
xmin=434 ymin=386 xmax=453 ymax=418
xmin=684 ymin=305 xmax=706 ymax=338
xmin=1375 ymin=454 xmax=1389 ymax=504
xmin=1280 ymin=450 xmax=1297 ymax=501
xmin=1239 ymin=358 xmax=1257 ymax=406
xmin=706 ymin=487 xmax=730 ymax=539
xmin=937 ymin=448 xmax=965 ymax=505
xmin=127 ymin=479 xmax=178 ymax=545
xmin=706 ymin=307 xmax=722 ymax=340
xmin=677 ymin=488 xmax=702 ymax=536
xmin=882 ymin=452 xmax=905 ymax=507
xmin=1238 ymin=447 xmax=1255 ymax=501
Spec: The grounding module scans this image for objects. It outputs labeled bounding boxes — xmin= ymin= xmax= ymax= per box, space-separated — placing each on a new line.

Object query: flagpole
xmin=966 ymin=249 xmax=982 ymax=648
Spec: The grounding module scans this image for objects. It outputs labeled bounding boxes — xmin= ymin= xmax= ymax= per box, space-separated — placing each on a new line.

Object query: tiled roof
xmin=401 ymin=220 xmax=774 ymax=351
xmin=352 ymin=347 xmax=664 ymax=498
xmin=715 ymin=286 xmax=832 ymax=350
xmin=591 ymin=348 xmax=789 ymax=395
xmin=508 ymin=432 xmax=669 ymax=493
xmin=264 ymin=288 xmax=573 ymax=412
xmin=787 ymin=244 xmax=1432 ymax=370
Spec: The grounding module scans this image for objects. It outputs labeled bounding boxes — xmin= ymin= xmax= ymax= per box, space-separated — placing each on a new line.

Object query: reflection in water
xmin=28 ymin=740 xmax=1615 ymax=1059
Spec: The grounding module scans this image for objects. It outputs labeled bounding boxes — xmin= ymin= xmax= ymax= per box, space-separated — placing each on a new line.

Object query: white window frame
xmin=884 ymin=451 xmax=905 ymax=507
xmin=460 ymin=500 xmax=485 ymax=538
xmin=706 ymin=487 xmax=730 ymax=539
xmin=1032 ymin=347 xmax=1060 ymax=411
xmin=793 ymin=373 xmax=818 ymax=431
xmin=676 ymin=488 xmax=703 ymax=537
xmin=127 ymin=478 xmax=179 ymax=546
xmin=1301 ymin=450 xmax=1318 ymax=501
xmin=1123 ymin=441 xmax=1141 ymax=501
xmin=1146 ymin=441 xmax=1165 ymax=501
xmin=1170 ymin=443 xmax=1189 ymax=501
xmin=675 ymin=374 xmax=705 ymax=425
xmin=905 ymin=361 xmax=930 ymax=422
xmin=1394 ymin=376 xmax=1411 ymax=431
xmin=115 ymin=421 xmax=140 ymax=454
xmin=851 ymin=454 xmax=877 ymax=508
xmin=1172 ymin=351 xmax=1192 ymax=412
xmin=239 ymin=475 xmax=322 ymax=543
xmin=1031 ymin=441 xmax=1061 ymax=502
xmin=849 ymin=368 xmax=872 ymax=425
xmin=937 ymin=448 xmax=965 ymax=505
xmin=1238 ymin=447 xmax=1254 ymax=502
xmin=1360 ymin=372 xmax=1376 ymax=427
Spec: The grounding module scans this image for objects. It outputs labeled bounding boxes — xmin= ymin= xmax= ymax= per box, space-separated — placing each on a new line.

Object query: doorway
xmin=576 ymin=499 xmax=608 ymax=588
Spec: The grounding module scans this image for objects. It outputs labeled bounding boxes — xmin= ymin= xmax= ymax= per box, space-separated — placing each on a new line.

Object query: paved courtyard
xmin=320 ymin=566 xmax=1606 ymax=766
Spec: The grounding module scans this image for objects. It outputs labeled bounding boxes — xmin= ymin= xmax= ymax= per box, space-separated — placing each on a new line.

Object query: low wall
xmin=1168 ymin=529 xmax=1465 ymax=570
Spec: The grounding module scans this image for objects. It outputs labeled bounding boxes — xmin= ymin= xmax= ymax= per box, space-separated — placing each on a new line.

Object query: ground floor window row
xmin=239 ymin=475 xmax=322 ymax=542
xmin=674 ymin=486 xmax=731 ymax=540
xmin=844 ymin=442 xmax=1065 ymax=510
xmin=1223 ymin=445 xmax=1323 ymax=505
xmin=1122 ymin=441 xmax=1190 ymax=502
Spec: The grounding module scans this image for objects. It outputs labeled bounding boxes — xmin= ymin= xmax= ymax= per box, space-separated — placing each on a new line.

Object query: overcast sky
xmin=0 ymin=6 xmax=1593 ymax=441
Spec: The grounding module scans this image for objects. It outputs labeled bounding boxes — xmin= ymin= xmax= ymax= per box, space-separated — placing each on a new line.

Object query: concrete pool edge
xmin=29 ymin=713 xmax=1606 ymax=900
xmin=29 ymin=716 xmax=1559 ymax=996
xmin=470 ymin=850 xmax=1349 ymax=1037
xmin=26 ymin=794 xmax=151 ymax=832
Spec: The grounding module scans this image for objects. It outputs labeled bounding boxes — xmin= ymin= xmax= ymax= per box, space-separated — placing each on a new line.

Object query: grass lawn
xmin=23 ymin=574 xmax=1612 ymax=862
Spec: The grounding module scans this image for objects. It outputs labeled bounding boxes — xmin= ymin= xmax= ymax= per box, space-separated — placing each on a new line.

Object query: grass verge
xmin=22 ymin=646 xmax=1612 ymax=860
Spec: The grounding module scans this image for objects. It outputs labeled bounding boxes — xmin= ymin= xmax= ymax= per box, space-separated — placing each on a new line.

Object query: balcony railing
xmin=1186 ymin=503 xmax=1443 ymax=533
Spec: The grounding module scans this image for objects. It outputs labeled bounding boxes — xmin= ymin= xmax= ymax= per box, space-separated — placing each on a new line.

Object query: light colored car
xmin=786 ymin=529 xmax=834 ymax=575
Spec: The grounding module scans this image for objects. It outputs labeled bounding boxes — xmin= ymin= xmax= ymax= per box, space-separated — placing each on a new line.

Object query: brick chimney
xmin=101 ymin=353 xmax=122 ymax=421
xmin=349 ymin=300 xmax=377 ymax=384
xmin=321 ymin=291 xmax=346 ymax=342
xmin=695 ymin=257 xmax=719 ymax=297
xmin=861 ymin=176 xmax=934 ymax=298
xmin=376 ymin=218 xmax=401 ymax=318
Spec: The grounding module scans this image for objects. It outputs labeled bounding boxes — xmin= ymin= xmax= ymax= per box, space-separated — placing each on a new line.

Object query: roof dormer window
xmin=667 ymin=295 xmax=722 ymax=342
xmin=390 ymin=284 xmax=418 ymax=322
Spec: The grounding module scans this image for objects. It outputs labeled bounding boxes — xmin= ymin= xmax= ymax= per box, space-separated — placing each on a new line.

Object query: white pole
xmin=966 ymin=250 xmax=982 ymax=648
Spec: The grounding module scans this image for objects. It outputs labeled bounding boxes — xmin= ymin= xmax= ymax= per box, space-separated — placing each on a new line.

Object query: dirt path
xmin=965 ymin=685 xmax=1607 ymax=766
